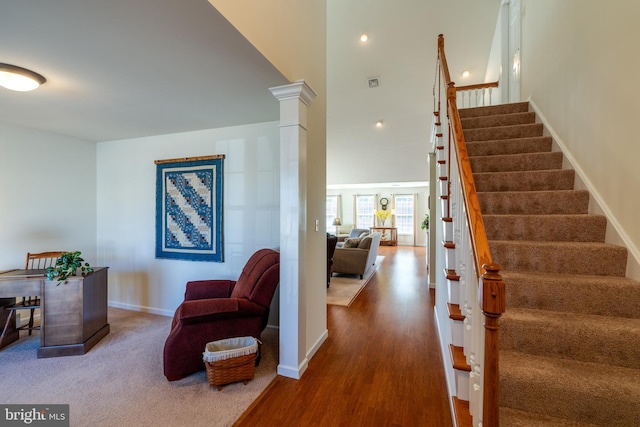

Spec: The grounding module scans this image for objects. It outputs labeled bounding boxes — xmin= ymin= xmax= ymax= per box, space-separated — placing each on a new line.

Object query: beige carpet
xmin=461 ymin=102 xmax=640 ymax=425
xmin=0 ymin=307 xmax=278 ymax=427
xmin=327 ymin=256 xmax=384 ymax=306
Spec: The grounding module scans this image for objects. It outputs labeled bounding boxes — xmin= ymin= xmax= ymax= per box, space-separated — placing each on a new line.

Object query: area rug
xmin=327 ymin=256 xmax=384 ymax=306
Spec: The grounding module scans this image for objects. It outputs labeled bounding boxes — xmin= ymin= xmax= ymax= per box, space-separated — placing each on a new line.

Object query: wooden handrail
xmin=456 ymin=81 xmax=499 ymax=92
xmin=437 ymin=35 xmax=452 ymax=88
xmin=436 ymin=34 xmax=506 ymax=427
xmin=437 ymin=35 xmax=493 ymax=278
xmin=445 ymin=99 xmax=493 ymax=275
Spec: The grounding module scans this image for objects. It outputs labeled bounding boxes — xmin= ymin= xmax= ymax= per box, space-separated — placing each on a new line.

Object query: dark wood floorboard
xmin=235 ymin=246 xmax=452 ymax=427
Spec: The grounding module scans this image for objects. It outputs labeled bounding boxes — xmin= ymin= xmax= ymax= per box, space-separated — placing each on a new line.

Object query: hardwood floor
xmin=235 ymin=246 xmax=452 ymax=427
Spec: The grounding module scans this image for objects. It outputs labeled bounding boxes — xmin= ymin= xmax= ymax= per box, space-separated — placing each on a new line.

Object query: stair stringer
xmin=432 ymin=118 xmax=462 ymax=425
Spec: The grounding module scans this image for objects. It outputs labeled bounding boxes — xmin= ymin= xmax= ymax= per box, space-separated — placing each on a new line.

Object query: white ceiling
xmin=327 ymin=0 xmax=501 ymax=186
xmin=1 ymin=0 xmax=500 ymax=184
xmin=0 ymin=0 xmax=289 ymax=142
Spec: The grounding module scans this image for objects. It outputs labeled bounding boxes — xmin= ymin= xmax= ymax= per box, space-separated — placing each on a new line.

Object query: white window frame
xmin=394 ymin=194 xmax=415 ymax=235
xmin=326 ymin=195 xmax=338 ymax=231
xmin=355 ymin=195 xmax=375 ymax=229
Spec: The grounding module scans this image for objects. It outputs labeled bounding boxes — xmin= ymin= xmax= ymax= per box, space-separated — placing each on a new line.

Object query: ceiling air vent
xmin=367 ymin=77 xmax=380 ymax=88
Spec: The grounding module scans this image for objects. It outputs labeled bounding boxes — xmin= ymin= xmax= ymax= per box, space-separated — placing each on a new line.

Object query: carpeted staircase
xmin=459 ymin=102 xmax=640 ymax=427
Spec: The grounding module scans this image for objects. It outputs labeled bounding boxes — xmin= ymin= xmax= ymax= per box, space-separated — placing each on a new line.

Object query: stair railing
xmin=435 ymin=34 xmax=506 ymax=427
xmin=456 ymin=81 xmax=499 ymax=108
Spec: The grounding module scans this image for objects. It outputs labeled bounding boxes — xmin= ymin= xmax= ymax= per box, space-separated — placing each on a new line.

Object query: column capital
xmin=269 ymin=79 xmax=317 ymax=105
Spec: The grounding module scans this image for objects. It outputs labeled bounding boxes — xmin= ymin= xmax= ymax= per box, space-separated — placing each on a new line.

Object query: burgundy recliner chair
xmin=163 ymin=248 xmax=280 ymax=381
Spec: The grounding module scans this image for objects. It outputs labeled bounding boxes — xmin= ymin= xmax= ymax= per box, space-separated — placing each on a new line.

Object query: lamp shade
xmin=0 ymin=63 xmax=46 ymax=92
xmin=332 ymin=218 xmax=342 ymax=226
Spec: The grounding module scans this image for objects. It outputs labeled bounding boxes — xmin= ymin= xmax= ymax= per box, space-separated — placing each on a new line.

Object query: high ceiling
xmin=327 ymin=0 xmax=501 ymax=186
xmin=1 ymin=0 xmax=500 ymax=184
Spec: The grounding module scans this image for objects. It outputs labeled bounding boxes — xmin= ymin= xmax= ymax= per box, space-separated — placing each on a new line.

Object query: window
xmin=394 ymin=194 xmax=414 ymax=234
xmin=355 ymin=195 xmax=375 ymax=228
xmin=326 ymin=195 xmax=338 ymax=230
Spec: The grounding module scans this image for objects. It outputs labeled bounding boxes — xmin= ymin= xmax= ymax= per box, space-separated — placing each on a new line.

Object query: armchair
xmin=163 ymin=249 xmax=280 ymax=381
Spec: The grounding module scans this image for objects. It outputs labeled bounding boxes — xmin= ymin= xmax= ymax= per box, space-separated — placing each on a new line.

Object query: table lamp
xmin=332 ymin=217 xmax=341 ymax=235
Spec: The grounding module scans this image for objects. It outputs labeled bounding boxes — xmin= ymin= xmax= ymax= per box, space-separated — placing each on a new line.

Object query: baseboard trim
xmin=277 ymin=358 xmax=308 ymax=379
xmin=107 ymin=301 xmax=173 ymax=317
xmin=307 ymin=328 xmax=328 ymax=360
xmin=528 ymin=97 xmax=640 ymax=280
xmin=17 ymin=311 xmax=40 ymax=328
xmin=434 ymin=305 xmax=458 ymax=426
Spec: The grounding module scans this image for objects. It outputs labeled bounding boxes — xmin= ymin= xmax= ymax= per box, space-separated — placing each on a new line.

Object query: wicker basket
xmin=203 ymin=337 xmax=258 ymax=390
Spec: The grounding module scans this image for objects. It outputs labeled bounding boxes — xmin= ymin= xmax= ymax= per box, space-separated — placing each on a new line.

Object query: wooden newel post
xmin=446 ymin=82 xmax=457 ymax=103
xmin=481 ymin=262 xmax=506 ymax=427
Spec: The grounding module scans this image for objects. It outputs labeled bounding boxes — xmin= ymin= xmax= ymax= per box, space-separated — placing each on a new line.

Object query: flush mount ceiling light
xmin=375 ymin=120 xmax=383 ymax=128
xmin=0 ymin=63 xmax=46 ymax=91
xmin=461 ymin=70 xmax=471 ymax=78
xmin=360 ymin=33 xmax=369 ymax=42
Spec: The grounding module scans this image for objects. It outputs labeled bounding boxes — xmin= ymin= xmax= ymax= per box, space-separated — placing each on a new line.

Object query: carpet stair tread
xmin=458 ymin=102 xmax=529 ymax=118
xmin=452 ymin=102 xmax=639 ymax=426
xmin=489 ymin=240 xmax=628 ymax=276
xmin=483 ymin=214 xmax=607 ymax=242
xmin=500 ymin=351 xmax=640 ymax=426
xmin=501 ymin=270 xmax=640 ymax=319
xmin=467 ymin=136 xmax=553 ymax=156
xmin=500 ymin=307 xmax=640 ymax=369
xmin=474 ymin=169 xmax=575 ymax=192
xmin=461 ymin=111 xmax=536 ymax=129
xmin=478 ymin=190 xmax=590 ymax=215
xmin=470 ymin=151 xmax=563 ymax=173
xmin=500 ymin=407 xmax=601 ymax=427
xmin=464 ymin=123 xmax=543 ymax=142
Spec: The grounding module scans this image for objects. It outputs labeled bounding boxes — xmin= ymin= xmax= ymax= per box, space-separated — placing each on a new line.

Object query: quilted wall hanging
xmin=155 ymin=155 xmax=224 ymax=262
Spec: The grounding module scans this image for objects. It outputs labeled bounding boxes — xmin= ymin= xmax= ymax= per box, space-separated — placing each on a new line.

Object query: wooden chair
xmin=0 ymin=252 xmax=65 ymax=345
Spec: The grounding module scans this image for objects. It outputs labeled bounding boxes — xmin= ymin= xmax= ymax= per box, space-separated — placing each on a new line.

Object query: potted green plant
xmin=46 ymin=251 xmax=93 ymax=285
xmin=421 ymin=213 xmax=429 ymax=230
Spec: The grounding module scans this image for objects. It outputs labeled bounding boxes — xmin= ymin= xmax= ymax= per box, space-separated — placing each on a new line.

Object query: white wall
xmin=0 ymin=124 xmax=97 ymax=270
xmin=96 ymin=122 xmax=281 ymax=321
xmin=484 ymin=3 xmax=505 ymax=103
xmin=208 ymin=0 xmax=328 ymax=369
xmin=327 ymin=185 xmax=429 ymax=246
xmin=520 ymin=0 xmax=640 ymax=278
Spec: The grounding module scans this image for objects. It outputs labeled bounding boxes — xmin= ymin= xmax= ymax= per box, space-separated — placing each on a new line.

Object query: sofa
xmin=336 ymin=228 xmax=370 ymax=246
xmin=334 ymin=223 xmax=354 ymax=241
xmin=327 ymin=233 xmax=338 ymax=288
xmin=331 ymin=232 xmax=381 ymax=279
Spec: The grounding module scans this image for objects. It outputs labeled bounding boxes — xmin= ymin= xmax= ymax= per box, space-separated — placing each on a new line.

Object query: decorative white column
xmin=269 ymin=80 xmax=317 ymax=379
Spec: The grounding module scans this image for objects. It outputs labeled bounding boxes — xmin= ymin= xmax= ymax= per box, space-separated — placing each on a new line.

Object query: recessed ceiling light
xmin=375 ymin=120 xmax=383 ymax=128
xmin=0 ymin=63 xmax=46 ymax=91
xmin=360 ymin=34 xmax=369 ymax=42
xmin=461 ymin=70 xmax=471 ymax=78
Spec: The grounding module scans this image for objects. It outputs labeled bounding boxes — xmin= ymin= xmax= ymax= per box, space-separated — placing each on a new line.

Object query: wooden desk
xmin=0 ymin=267 xmax=110 ymax=358
xmin=370 ymin=227 xmax=398 ymax=246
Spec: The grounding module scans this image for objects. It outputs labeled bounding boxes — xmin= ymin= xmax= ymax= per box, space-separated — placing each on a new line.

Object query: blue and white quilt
xmin=155 ymin=157 xmax=223 ymax=262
